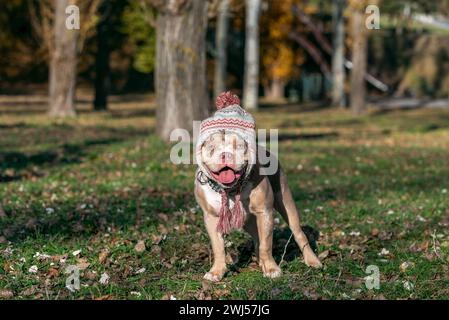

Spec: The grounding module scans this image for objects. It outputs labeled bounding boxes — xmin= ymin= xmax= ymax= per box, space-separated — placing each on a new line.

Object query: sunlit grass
xmin=0 ymin=97 xmax=448 ymax=299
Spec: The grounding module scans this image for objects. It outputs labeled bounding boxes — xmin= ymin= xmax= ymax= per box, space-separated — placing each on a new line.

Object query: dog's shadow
xmin=234 ymin=225 xmax=320 ymax=269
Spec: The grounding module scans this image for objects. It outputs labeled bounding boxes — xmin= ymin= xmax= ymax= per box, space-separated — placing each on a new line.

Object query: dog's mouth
xmin=208 ymin=165 xmax=246 ymax=185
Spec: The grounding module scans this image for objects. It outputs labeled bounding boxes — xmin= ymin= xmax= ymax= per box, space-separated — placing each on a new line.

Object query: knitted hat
xmin=196 ymin=92 xmax=257 ymax=188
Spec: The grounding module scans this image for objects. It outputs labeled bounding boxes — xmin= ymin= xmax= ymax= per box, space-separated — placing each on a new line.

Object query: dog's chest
xmin=200 ymin=183 xmax=245 ymax=214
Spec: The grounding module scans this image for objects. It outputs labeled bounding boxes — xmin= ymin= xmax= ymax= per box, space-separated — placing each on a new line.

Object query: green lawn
xmin=1 ymin=97 xmax=448 ymax=300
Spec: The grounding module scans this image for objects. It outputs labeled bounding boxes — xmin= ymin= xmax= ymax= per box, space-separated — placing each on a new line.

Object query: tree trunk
xmin=265 ymin=78 xmax=285 ymax=100
xmin=214 ymin=0 xmax=230 ymax=99
xmin=49 ymin=0 xmax=79 ymax=117
xmin=350 ymin=7 xmax=367 ymax=115
xmin=332 ymin=0 xmax=346 ymax=107
xmin=243 ymin=0 xmax=261 ymax=110
xmin=155 ymin=0 xmax=209 ymax=141
xmin=94 ymin=0 xmax=111 ymax=111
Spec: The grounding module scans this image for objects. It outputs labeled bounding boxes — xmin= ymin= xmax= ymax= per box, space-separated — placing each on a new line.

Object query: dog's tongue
xmin=218 ymin=168 xmax=236 ymax=184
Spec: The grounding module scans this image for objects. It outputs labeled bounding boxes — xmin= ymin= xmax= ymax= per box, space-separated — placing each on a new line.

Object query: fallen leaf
xmin=371 ymin=228 xmax=379 ymax=237
xmin=0 ymin=290 xmax=13 ymax=298
xmin=99 ymin=249 xmax=109 ymax=263
xmin=158 ymin=224 xmax=169 ymax=235
xmin=21 ymin=285 xmax=37 ymax=296
xmin=28 ymin=265 xmax=38 ymax=273
xmin=419 ymin=241 xmax=429 ymax=251
xmin=76 ymin=258 xmax=90 ymax=271
xmin=85 ymin=271 xmax=97 ymax=280
xmin=152 ymin=234 xmax=166 ymax=245
xmin=95 ymin=294 xmax=113 ymax=300
xmin=99 ymin=272 xmax=110 ymax=285
xmin=400 ymin=261 xmax=414 ymax=273
xmin=47 ymin=268 xmax=59 ymax=278
xmin=134 ymin=240 xmax=146 ymax=253
xmin=318 ymin=250 xmax=330 ymax=260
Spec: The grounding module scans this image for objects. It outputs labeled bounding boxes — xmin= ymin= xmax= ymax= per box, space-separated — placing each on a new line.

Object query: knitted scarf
xmin=217 ymin=187 xmax=244 ymax=235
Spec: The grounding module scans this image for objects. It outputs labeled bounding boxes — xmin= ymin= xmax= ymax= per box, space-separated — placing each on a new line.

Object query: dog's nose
xmin=220 ymin=152 xmax=233 ymax=164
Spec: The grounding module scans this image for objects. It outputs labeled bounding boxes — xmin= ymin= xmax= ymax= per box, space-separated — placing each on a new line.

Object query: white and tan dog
xmin=195 ymin=92 xmax=322 ymax=282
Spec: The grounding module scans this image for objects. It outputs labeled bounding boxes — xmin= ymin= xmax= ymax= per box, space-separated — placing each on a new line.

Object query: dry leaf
xmin=152 ymin=234 xmax=166 ymax=245
xmin=158 ymin=224 xmax=169 ymax=235
xmin=0 ymin=290 xmax=13 ymax=298
xmin=134 ymin=240 xmax=146 ymax=253
xmin=47 ymin=268 xmax=59 ymax=278
xmin=318 ymin=250 xmax=330 ymax=260
xmin=99 ymin=272 xmax=110 ymax=285
xmin=21 ymin=285 xmax=37 ymax=296
xmin=371 ymin=228 xmax=379 ymax=237
xmin=85 ymin=271 xmax=97 ymax=280
xmin=400 ymin=261 xmax=414 ymax=273
xmin=99 ymin=249 xmax=109 ymax=263
xmin=76 ymin=258 xmax=90 ymax=271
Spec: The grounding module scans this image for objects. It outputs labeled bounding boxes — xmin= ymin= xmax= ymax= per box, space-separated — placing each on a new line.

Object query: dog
xmin=195 ymin=92 xmax=322 ymax=282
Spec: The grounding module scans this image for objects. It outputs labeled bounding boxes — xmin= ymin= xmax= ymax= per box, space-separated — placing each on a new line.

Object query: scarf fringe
xmin=217 ymin=190 xmax=245 ymax=234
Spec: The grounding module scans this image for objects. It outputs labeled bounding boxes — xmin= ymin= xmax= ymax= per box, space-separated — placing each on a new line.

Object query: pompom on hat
xmin=196 ymin=91 xmax=257 ymax=188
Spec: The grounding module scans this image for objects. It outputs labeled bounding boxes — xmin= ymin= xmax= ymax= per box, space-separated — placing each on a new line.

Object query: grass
xmin=0 ymin=95 xmax=449 ymax=300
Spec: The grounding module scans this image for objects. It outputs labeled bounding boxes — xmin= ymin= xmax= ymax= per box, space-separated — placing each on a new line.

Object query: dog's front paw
xmin=261 ymin=261 xmax=282 ymax=279
xmin=304 ymin=254 xmax=323 ymax=269
xmin=204 ymin=268 xmax=226 ymax=282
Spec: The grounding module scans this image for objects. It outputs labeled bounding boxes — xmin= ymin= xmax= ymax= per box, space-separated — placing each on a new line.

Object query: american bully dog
xmin=195 ymin=92 xmax=322 ymax=282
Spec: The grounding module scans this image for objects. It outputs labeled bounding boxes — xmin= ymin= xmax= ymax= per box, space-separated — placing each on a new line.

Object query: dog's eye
xmin=205 ymin=144 xmax=215 ymax=152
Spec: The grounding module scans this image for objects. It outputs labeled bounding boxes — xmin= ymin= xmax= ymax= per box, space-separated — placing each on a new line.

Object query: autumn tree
xmin=260 ymin=0 xmax=298 ymax=100
xmin=149 ymin=0 xmax=210 ymax=141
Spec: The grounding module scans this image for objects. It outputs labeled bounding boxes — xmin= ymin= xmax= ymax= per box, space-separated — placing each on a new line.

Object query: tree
xmin=122 ymin=1 xmax=157 ymax=74
xmin=349 ymin=0 xmax=367 ymax=115
xmin=30 ymin=0 xmax=99 ymax=117
xmin=48 ymin=0 xmax=80 ymax=117
xmin=243 ymin=0 xmax=262 ymax=110
xmin=331 ymin=0 xmax=346 ymax=107
xmin=260 ymin=0 xmax=297 ymax=100
xmin=94 ymin=0 xmax=111 ymax=111
xmin=150 ymin=0 xmax=210 ymax=141
xmin=214 ymin=0 xmax=230 ymax=99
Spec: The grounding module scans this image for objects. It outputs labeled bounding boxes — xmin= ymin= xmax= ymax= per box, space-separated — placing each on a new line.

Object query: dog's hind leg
xmin=271 ymin=170 xmax=322 ymax=268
